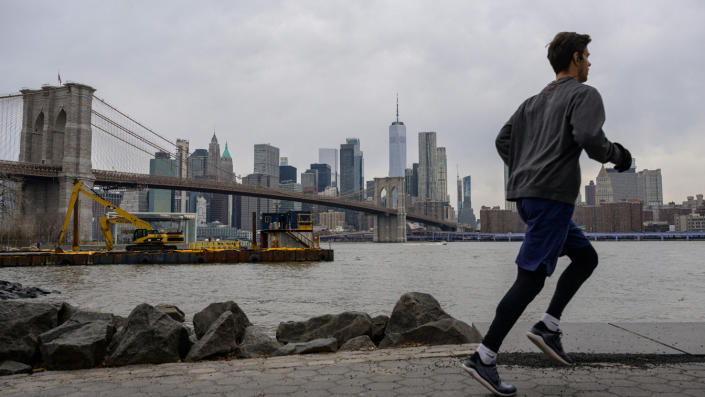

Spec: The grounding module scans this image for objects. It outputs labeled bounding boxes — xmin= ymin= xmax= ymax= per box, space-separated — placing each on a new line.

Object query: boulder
xmin=185 ymin=311 xmax=238 ymax=361
xmin=0 ymin=280 xmax=57 ymax=300
xmin=380 ymin=318 xmax=482 ymax=347
xmin=339 ymin=335 xmax=375 ymax=351
xmin=39 ymin=311 xmax=117 ymax=370
xmin=274 ymin=337 xmax=338 ymax=356
xmin=370 ymin=315 xmax=389 ymax=345
xmin=276 ymin=312 xmax=372 ymax=347
xmin=155 ymin=304 xmax=185 ymax=323
xmin=193 ymin=301 xmax=251 ymax=341
xmin=235 ymin=326 xmax=282 ymax=358
xmin=107 ymin=303 xmax=191 ymax=367
xmin=379 ymin=292 xmax=482 ymax=347
xmin=0 ymin=360 xmax=32 ymax=376
xmin=0 ymin=301 xmax=59 ymax=364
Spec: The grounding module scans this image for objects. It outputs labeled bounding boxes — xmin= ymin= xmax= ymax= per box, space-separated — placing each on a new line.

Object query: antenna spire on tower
xmin=396 ymin=93 xmax=399 ymax=123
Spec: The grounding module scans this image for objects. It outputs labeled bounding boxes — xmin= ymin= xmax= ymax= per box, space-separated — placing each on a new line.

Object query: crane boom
xmin=55 ymin=180 xmax=158 ymax=252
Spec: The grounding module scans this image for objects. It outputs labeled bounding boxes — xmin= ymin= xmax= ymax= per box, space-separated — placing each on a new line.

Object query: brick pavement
xmin=2 ymin=344 xmax=704 ymax=397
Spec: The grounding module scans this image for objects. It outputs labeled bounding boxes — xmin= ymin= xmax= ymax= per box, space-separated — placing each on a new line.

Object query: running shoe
xmin=461 ymin=352 xmax=517 ymax=397
xmin=527 ymin=321 xmax=574 ymax=365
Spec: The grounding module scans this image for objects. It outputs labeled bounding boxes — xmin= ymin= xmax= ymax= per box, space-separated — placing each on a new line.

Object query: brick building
xmin=573 ymin=201 xmax=643 ymax=233
xmin=479 ymin=206 xmax=526 ymax=233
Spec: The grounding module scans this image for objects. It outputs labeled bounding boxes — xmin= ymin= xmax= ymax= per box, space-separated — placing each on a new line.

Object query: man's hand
xmin=613 ymin=142 xmax=632 ymax=172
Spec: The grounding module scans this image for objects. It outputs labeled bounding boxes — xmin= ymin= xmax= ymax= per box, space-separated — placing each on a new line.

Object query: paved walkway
xmin=3 ymin=323 xmax=705 ymax=396
xmin=2 ymin=343 xmax=704 ymax=397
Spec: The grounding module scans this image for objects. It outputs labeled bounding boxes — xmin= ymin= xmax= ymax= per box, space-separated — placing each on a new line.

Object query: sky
xmin=1 ymin=0 xmax=704 ymax=209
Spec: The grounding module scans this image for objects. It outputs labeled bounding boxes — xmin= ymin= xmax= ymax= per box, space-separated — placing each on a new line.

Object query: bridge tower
xmin=18 ymin=83 xmax=96 ymax=242
xmin=373 ymin=176 xmax=406 ymax=242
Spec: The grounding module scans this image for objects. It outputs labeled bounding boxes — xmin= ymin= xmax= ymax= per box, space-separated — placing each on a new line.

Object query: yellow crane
xmin=56 ymin=181 xmax=185 ymax=252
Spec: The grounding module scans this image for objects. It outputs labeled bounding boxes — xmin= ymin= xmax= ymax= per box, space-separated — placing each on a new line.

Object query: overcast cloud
xmin=1 ymin=0 xmax=703 ymax=208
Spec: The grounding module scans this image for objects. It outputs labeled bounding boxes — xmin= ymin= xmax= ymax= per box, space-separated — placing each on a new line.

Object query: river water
xmin=2 ymin=241 xmax=704 ymax=333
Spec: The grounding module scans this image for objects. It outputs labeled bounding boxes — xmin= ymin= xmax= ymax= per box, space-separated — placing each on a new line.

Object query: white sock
xmin=541 ymin=313 xmax=560 ymax=332
xmin=476 ymin=344 xmax=497 ymax=365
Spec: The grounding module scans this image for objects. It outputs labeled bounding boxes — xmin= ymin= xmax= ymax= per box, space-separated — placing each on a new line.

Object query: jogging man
xmin=462 ymin=32 xmax=633 ymax=396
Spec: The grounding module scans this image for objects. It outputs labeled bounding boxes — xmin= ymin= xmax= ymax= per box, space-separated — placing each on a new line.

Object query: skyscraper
xmin=254 ymin=144 xmax=280 ymax=181
xmin=207 ymin=133 xmax=221 ymax=180
xmin=148 ymin=151 xmax=176 ymax=212
xmin=310 ymin=163 xmax=331 ymax=192
xmin=340 ymin=143 xmax=355 ymax=195
xmin=456 ymin=175 xmax=462 ymax=219
xmin=318 ymin=148 xmax=338 ymax=188
xmin=389 ymin=95 xmax=406 ymax=177
xmin=436 ymin=147 xmax=448 ymax=202
xmin=459 ymin=175 xmax=476 ymax=227
xmin=340 ymin=138 xmax=364 ymax=196
xmin=637 ymin=169 xmax=663 ymax=207
xmin=418 ymin=132 xmax=438 ymax=200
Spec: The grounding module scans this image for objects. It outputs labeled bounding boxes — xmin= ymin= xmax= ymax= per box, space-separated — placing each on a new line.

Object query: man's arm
xmin=495 ymin=119 xmax=513 ymax=165
xmin=570 ymin=87 xmax=623 ymax=164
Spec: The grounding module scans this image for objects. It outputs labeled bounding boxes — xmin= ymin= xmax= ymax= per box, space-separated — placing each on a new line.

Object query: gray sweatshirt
xmin=496 ymin=77 xmax=623 ymax=205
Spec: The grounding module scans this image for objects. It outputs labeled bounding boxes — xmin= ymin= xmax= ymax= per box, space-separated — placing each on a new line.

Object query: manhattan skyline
xmin=1 ymin=1 xmax=703 ymax=208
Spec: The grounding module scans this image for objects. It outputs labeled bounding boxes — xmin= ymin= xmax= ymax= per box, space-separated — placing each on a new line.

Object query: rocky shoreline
xmin=0 ymin=292 xmax=482 ymax=376
xmin=0 ymin=280 xmax=59 ymax=300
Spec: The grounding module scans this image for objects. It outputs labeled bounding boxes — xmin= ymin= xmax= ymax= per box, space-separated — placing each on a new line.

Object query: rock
xmin=39 ymin=311 xmax=117 ymax=370
xmin=381 ymin=318 xmax=482 ymax=347
xmin=0 ymin=360 xmax=32 ymax=376
xmin=370 ymin=315 xmax=389 ymax=345
xmin=276 ymin=311 xmax=372 ymax=347
xmin=193 ymin=301 xmax=251 ymax=341
xmin=274 ymin=337 xmax=338 ymax=356
xmin=0 ymin=301 xmax=59 ymax=364
xmin=54 ymin=302 xmax=78 ymax=325
xmin=0 ymin=280 xmax=58 ymax=300
xmin=155 ymin=304 xmax=185 ymax=323
xmin=185 ymin=311 xmax=238 ymax=361
xmin=235 ymin=326 xmax=282 ymax=358
xmin=107 ymin=303 xmax=191 ymax=367
xmin=339 ymin=335 xmax=375 ymax=351
xmin=379 ymin=292 xmax=482 ymax=347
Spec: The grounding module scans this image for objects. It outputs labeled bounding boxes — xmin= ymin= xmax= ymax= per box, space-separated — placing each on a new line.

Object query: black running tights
xmin=482 ymin=244 xmax=599 ymax=352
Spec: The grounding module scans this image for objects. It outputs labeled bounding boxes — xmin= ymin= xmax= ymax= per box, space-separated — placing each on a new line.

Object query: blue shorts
xmin=515 ymin=198 xmax=591 ymax=276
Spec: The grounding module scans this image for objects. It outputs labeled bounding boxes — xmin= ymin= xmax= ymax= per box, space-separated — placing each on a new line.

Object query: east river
xmin=2 ymin=241 xmax=704 ymax=333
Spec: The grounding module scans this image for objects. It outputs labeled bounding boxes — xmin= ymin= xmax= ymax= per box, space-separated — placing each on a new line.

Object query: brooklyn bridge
xmin=0 ymin=82 xmax=456 ymax=244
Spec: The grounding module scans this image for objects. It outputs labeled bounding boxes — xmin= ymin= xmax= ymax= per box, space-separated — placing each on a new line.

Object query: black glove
xmin=613 ymin=142 xmax=632 ymax=172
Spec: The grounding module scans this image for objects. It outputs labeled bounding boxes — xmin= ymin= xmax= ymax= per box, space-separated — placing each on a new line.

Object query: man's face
xmin=577 ymin=48 xmax=591 ymax=82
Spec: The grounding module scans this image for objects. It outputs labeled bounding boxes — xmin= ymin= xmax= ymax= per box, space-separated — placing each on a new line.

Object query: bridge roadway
xmin=0 ymin=160 xmax=456 ymax=230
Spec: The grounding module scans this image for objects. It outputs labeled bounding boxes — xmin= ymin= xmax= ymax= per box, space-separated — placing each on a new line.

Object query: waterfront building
xmin=674 ymin=213 xmax=705 ymax=232
xmin=310 ymin=163 xmax=331 ymax=192
xmin=479 ymin=206 xmax=525 ymax=233
xmin=436 ymin=147 xmax=448 ymax=202
xmin=196 ymin=196 xmax=207 ymax=226
xmin=319 ymin=210 xmax=346 ymax=231
xmin=572 ymin=201 xmax=643 ymax=233
xmin=418 ymin=132 xmax=438 ymax=201
xmin=148 ymin=152 xmax=177 ymax=212
xmin=120 ymin=190 xmax=148 ymax=213
xmin=318 ymin=148 xmax=338 ymax=188
xmin=585 ymin=180 xmax=596 ymax=206
xmin=254 ymin=144 xmax=280 ymax=182
xmin=388 ymin=96 xmax=406 ymax=178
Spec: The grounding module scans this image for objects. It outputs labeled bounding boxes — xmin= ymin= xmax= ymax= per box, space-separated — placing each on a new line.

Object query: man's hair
xmin=547 ymin=32 xmax=591 ymax=74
